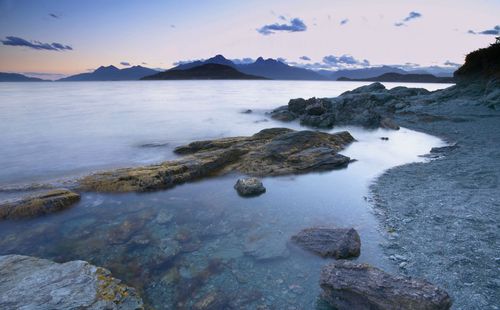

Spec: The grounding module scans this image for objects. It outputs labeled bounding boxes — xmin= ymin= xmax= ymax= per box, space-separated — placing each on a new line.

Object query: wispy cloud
xmin=468 ymin=25 xmax=500 ymax=35
xmin=231 ymin=57 xmax=255 ymax=64
xmin=323 ymin=54 xmax=370 ymax=67
xmin=120 ymin=61 xmax=131 ymax=66
xmin=49 ymin=13 xmax=59 ymax=19
xmin=290 ymin=54 xmax=371 ymax=71
xmin=394 ymin=11 xmax=422 ymax=27
xmin=443 ymin=60 xmax=460 ymax=67
xmin=300 ymin=56 xmax=311 ymax=61
xmin=340 ymin=19 xmax=349 ymax=25
xmin=257 ymin=17 xmax=307 ymax=35
xmin=1 ymin=36 xmax=72 ymax=51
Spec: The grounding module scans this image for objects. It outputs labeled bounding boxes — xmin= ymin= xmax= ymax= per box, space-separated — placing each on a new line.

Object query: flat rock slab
xmin=291 ymin=228 xmax=360 ymax=259
xmin=320 ymin=261 xmax=452 ymax=310
xmin=234 ymin=177 xmax=266 ymax=196
xmin=0 ymin=189 xmax=80 ymax=220
xmin=79 ymin=128 xmax=354 ymax=193
xmin=0 ymin=255 xmax=144 ymax=310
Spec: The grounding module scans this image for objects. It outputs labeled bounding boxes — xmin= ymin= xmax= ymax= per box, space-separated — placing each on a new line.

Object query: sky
xmin=0 ymin=0 xmax=498 ymax=78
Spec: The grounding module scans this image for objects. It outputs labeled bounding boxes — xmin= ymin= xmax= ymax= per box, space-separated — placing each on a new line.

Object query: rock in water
xmin=0 ymin=255 xmax=144 ymax=309
xmin=320 ymin=261 xmax=452 ymax=310
xmin=0 ymin=189 xmax=80 ymax=220
xmin=291 ymin=228 xmax=360 ymax=259
xmin=79 ymin=128 xmax=354 ymax=193
xmin=234 ymin=177 xmax=266 ymax=196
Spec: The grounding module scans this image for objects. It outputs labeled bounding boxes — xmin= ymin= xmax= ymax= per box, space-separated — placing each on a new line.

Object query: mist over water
xmin=0 ymin=80 xmax=449 ymax=308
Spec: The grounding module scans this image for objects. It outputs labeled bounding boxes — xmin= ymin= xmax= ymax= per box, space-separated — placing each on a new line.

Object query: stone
xmin=320 ymin=261 xmax=452 ymax=310
xmin=430 ymin=143 xmax=459 ymax=154
xmin=244 ymin=235 xmax=290 ymax=262
xmin=0 ymin=189 xmax=80 ymax=220
xmin=78 ymin=128 xmax=355 ymax=193
xmin=288 ymin=98 xmax=308 ymax=114
xmin=0 ymin=254 xmax=143 ymax=309
xmin=269 ymin=82 xmax=421 ymax=129
xmin=291 ymin=228 xmax=360 ymax=259
xmin=234 ymin=177 xmax=266 ymax=196
xmin=380 ymin=117 xmax=400 ymax=130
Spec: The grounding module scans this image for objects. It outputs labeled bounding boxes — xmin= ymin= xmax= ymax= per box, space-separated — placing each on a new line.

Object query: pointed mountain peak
xmin=255 ymin=57 xmax=265 ymax=63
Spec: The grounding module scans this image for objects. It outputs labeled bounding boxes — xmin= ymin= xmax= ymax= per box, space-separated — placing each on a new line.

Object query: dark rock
xmin=79 ymin=128 xmax=355 ymax=193
xmin=430 ymin=143 xmax=459 ymax=154
xmin=291 ymin=228 xmax=360 ymax=258
xmin=380 ymin=117 xmax=400 ymax=130
xmin=270 ymin=82 xmax=425 ymax=129
xmin=234 ymin=177 xmax=266 ymax=196
xmin=0 ymin=255 xmax=144 ymax=309
xmin=270 ymin=109 xmax=297 ymax=122
xmin=305 ymin=101 xmax=327 ymax=115
xmin=288 ymin=98 xmax=308 ymax=114
xmin=380 ymin=137 xmax=389 ymax=141
xmin=242 ymin=109 xmax=253 ymax=114
xmin=0 ymin=189 xmax=80 ymax=220
xmin=320 ymin=261 xmax=452 ymax=310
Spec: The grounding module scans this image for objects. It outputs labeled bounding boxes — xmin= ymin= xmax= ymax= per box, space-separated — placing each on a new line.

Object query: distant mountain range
xmin=170 ymin=55 xmax=327 ymax=80
xmin=1 ymin=54 xmax=458 ymax=82
xmin=338 ymin=72 xmax=455 ymax=83
xmin=0 ymin=72 xmax=49 ymax=82
xmin=142 ymin=63 xmax=267 ymax=80
xmin=58 ymin=65 xmax=159 ymax=81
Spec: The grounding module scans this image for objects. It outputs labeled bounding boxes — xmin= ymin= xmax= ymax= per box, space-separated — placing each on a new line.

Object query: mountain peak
xmin=95 ymin=65 xmax=119 ymax=73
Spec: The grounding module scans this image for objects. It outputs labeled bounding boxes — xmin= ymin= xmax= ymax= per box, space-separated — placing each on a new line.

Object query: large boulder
xmin=234 ymin=177 xmax=266 ymax=197
xmin=0 ymin=189 xmax=80 ymax=220
xmin=320 ymin=261 xmax=452 ymax=310
xmin=0 ymin=255 xmax=144 ymax=309
xmin=291 ymin=228 xmax=360 ymax=259
xmin=79 ymin=128 xmax=355 ymax=193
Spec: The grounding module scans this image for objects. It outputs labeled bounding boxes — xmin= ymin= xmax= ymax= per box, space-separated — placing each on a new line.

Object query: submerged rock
xmin=234 ymin=177 xmax=266 ymax=196
xmin=320 ymin=261 xmax=452 ymax=310
xmin=0 ymin=255 xmax=144 ymax=309
xmin=291 ymin=228 xmax=360 ymax=259
xmin=79 ymin=128 xmax=355 ymax=193
xmin=0 ymin=189 xmax=80 ymax=220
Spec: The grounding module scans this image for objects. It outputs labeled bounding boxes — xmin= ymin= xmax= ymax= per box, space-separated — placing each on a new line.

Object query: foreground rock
xmin=79 ymin=128 xmax=354 ymax=192
xmin=291 ymin=227 xmax=360 ymax=259
xmin=270 ymin=82 xmax=432 ymax=129
xmin=0 ymin=189 xmax=80 ymax=220
xmin=320 ymin=261 xmax=452 ymax=310
xmin=234 ymin=177 xmax=266 ymax=196
xmin=0 ymin=255 xmax=144 ymax=309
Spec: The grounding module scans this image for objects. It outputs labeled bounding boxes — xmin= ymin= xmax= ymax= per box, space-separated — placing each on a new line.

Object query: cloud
xmin=323 ymin=54 xmax=370 ymax=67
xmin=49 ymin=13 xmax=59 ymax=19
xmin=300 ymin=56 xmax=311 ymax=61
xmin=170 ymin=24 xmax=176 ymax=28
xmin=120 ymin=62 xmax=131 ymax=66
xmin=231 ymin=57 xmax=255 ymax=64
xmin=173 ymin=59 xmax=203 ymax=66
xmin=277 ymin=57 xmax=287 ymax=63
xmin=1 ymin=36 xmax=72 ymax=51
xmin=468 ymin=25 xmax=500 ymax=35
xmin=257 ymin=17 xmax=307 ymax=35
xmin=394 ymin=11 xmax=422 ymax=27
xmin=444 ymin=60 xmax=460 ymax=67
xmin=340 ymin=19 xmax=349 ymax=25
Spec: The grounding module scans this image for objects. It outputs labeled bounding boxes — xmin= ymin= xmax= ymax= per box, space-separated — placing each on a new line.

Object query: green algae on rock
xmin=79 ymin=128 xmax=355 ymax=193
xmin=0 ymin=189 xmax=80 ymax=220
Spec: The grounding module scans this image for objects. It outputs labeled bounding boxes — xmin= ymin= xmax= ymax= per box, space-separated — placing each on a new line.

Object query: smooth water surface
xmin=0 ymin=81 xmax=449 ymax=309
